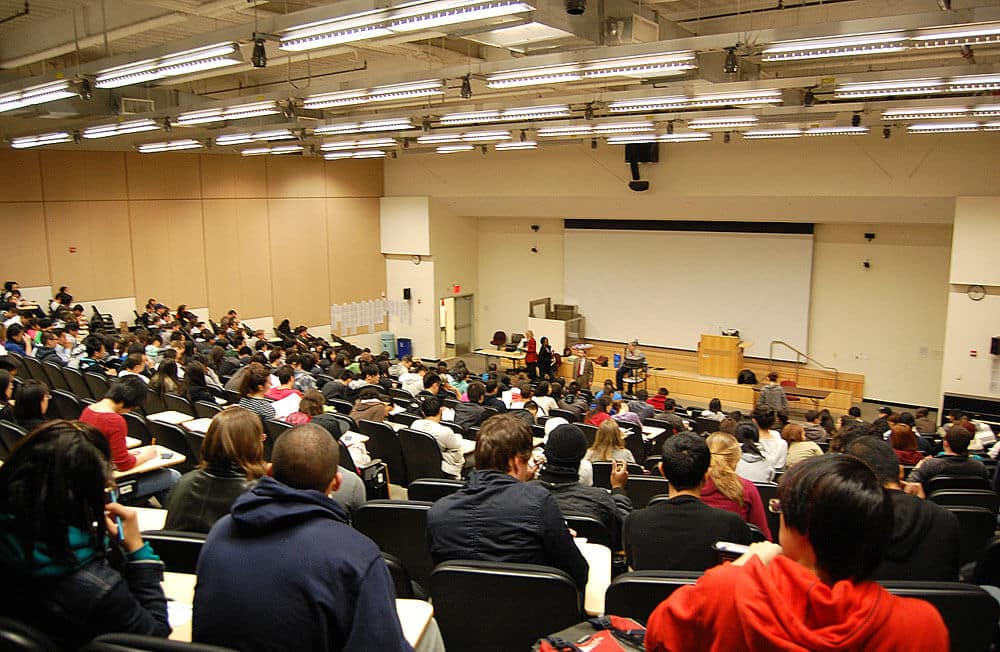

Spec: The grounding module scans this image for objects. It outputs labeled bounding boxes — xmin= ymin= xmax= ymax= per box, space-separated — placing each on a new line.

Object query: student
xmin=734 ymin=420 xmax=776 ymax=483
xmin=782 ymin=423 xmax=823 ymax=467
xmin=758 ymin=371 xmax=789 ymax=413
xmin=586 ymin=419 xmax=636 ymax=463
xmin=702 ymin=432 xmax=772 ymax=540
xmin=410 ymin=396 xmax=464 ymax=479
xmin=12 ymin=379 xmax=51 ymax=432
xmin=238 ymin=363 xmax=276 ymax=423
xmin=585 ymin=395 xmax=613 ymax=427
xmin=285 ymin=389 xmax=326 ymax=426
xmin=0 ymin=421 xmax=171 ymax=649
xmin=752 ymin=404 xmax=787 ymax=470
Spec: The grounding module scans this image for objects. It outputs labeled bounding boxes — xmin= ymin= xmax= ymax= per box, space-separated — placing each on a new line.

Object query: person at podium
xmin=616 ymin=340 xmax=646 ymax=392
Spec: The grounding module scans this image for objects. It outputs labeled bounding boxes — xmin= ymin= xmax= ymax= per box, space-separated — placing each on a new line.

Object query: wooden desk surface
xmin=126 ymin=436 xmax=142 ymax=449
xmin=114 ymin=446 xmax=186 ymax=479
xmin=473 ymin=348 xmax=526 ymax=361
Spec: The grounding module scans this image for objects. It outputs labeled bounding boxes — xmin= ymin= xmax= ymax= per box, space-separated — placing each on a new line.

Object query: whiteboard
xmin=563 ymin=229 xmax=813 ymax=360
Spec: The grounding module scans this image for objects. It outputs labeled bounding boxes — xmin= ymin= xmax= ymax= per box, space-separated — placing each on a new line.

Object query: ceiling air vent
xmin=120 ymin=97 xmax=156 ymax=115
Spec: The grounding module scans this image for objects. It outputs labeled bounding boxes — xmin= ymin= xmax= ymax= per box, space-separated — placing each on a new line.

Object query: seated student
xmin=585 ymin=419 xmax=636 ymax=463
xmin=119 ymin=353 xmax=151 ymax=384
xmin=702 ymin=432 xmax=772 ymax=540
xmin=624 ymin=433 xmax=752 ymax=571
xmin=165 ymin=408 xmax=266 ymax=533
xmin=844 ymin=436 xmax=960 ymax=582
xmin=264 ymin=365 xmax=301 ymax=401
xmin=891 ymin=411 xmax=933 ymax=455
xmin=782 ymin=423 xmax=823 ymax=467
xmin=411 ymin=396 xmax=464 ymax=479
xmin=148 ymin=360 xmax=181 ymax=399
xmin=644 ymin=455 xmax=948 ymax=652
xmin=180 ymin=361 xmax=215 ymax=404
xmin=238 ymin=363 xmax=276 ymax=424
xmin=914 ymin=407 xmax=937 ymax=436
xmin=12 ymin=379 xmax=51 ymax=433
xmin=532 ymin=423 xmax=632 ymax=544
xmin=452 ymin=380 xmax=488 ymax=429
xmin=482 ymin=379 xmax=508 ymax=413
xmin=532 ymin=381 xmax=559 ymax=415
xmin=594 ymin=380 xmax=621 ymax=402
xmin=33 ymin=330 xmax=65 ymax=366
xmin=734 ymin=420 xmax=776 ymax=483
xmin=890 ymin=424 xmax=926 ymax=466
xmin=193 ymin=424 xmax=412 ymax=651
xmin=585 ymin=395 xmax=613 ymax=427
xmin=426 ymin=414 xmax=589 ymax=590
xmin=752 ymin=403 xmax=788 ymax=470
xmin=4 ymin=323 xmax=31 ymax=356
xmin=646 ymin=387 xmax=669 ymax=412
xmin=349 ymin=387 xmax=392 ymax=424
xmin=700 ymin=398 xmax=726 ymax=421
xmin=0 ymin=421 xmax=171 ymax=648
xmin=654 ymin=398 xmax=687 ymax=434
xmin=907 ymin=425 xmax=990 ymax=493
xmin=286 ymin=389 xmax=326 ymax=426
xmin=0 ymin=369 xmax=13 ymax=422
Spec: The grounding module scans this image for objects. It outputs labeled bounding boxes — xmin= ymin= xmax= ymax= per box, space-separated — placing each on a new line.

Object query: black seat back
xmin=49 ymin=389 xmax=82 ymax=420
xmin=430 ymin=560 xmax=582 ymax=652
xmin=388 ymin=412 xmax=418 ymax=428
xmin=944 ymin=506 xmax=996 ymax=566
xmin=381 ymin=552 xmax=415 ymax=599
xmin=564 ymin=513 xmax=615 ymax=550
xmin=20 ymin=357 xmax=44 ymax=383
xmin=62 ymin=367 xmax=93 ymax=400
xmin=591 ymin=461 xmax=645 ymax=489
xmin=754 ymin=482 xmax=780 ymax=543
xmin=929 ymin=489 xmax=999 ymax=514
xmin=693 ymin=417 xmax=719 ymax=434
xmin=263 ymin=419 xmax=292 ymax=461
xmin=359 ymin=420 xmax=407 ymax=487
xmin=398 ymin=428 xmax=447 ymax=482
xmin=604 ymin=570 xmax=703 ymax=621
xmin=578 ymin=423 xmax=598 ymax=446
xmin=163 ymin=393 xmax=194 ymax=416
xmin=328 ymin=398 xmax=353 ymax=415
xmin=146 ymin=421 xmax=196 ymax=473
xmin=140 ymin=530 xmax=207 ymax=574
xmin=353 ymin=500 xmax=434 ymax=591
xmin=0 ymin=616 xmax=59 ymax=652
xmin=881 ymin=581 xmax=1000 ymax=652
xmin=926 ymin=475 xmax=991 ymax=493
xmin=193 ymin=401 xmax=222 ymax=420
xmin=83 ymin=373 xmax=110 ymax=403
xmin=40 ymin=362 xmax=70 ymax=392
xmin=143 ymin=388 xmax=168 ymax=416
xmin=624 ymin=431 xmax=646 ymax=464
xmin=0 ymin=421 xmax=28 ymax=460
xmin=407 ymin=478 xmax=464 ymax=502
xmin=971 ymin=536 xmax=1000 ymax=586
xmin=83 ymin=633 xmax=236 ymax=651
xmin=624 ymin=475 xmax=670 ymax=509
xmin=549 ymin=408 xmax=578 ymax=422
xmin=122 ymin=412 xmax=152 ymax=446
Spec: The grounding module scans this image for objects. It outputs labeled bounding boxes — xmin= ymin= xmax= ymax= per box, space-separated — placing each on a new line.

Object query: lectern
xmin=698 ymin=334 xmax=744 ymax=379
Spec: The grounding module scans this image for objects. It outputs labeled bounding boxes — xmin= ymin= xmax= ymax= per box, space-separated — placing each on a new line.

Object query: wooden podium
xmin=698 ymin=334 xmax=744 ymax=379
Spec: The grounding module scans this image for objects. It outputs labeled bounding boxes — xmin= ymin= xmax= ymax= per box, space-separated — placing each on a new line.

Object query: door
xmin=453 ymin=295 xmax=473 ymax=356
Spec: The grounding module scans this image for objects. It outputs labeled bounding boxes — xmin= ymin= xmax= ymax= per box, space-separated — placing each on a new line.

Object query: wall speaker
xmin=403 ymin=288 xmax=411 ymax=300
xmin=625 ymin=142 xmax=659 ymax=164
xmin=991 ymin=336 xmax=1000 ymax=355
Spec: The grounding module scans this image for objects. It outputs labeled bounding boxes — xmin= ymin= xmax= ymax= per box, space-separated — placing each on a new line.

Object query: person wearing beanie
xmin=530 ymin=424 xmax=632 ymax=548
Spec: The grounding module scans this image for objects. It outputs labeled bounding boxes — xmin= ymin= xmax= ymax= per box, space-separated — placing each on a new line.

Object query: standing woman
xmin=537 ymin=336 xmax=554 ymax=380
xmin=523 ymin=329 xmax=538 ymax=380
xmin=0 ymin=421 xmax=170 ymax=648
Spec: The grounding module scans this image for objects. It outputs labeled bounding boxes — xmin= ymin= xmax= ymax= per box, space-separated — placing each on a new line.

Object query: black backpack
xmin=737 ymin=369 xmax=758 ymax=385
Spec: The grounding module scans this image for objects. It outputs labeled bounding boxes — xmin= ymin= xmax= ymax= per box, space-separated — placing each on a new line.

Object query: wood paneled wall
xmin=0 ymin=150 xmax=385 ymax=328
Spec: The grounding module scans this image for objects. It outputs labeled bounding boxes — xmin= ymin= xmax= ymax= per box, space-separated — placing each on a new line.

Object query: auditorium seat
xmin=754 ymin=482 xmax=780 ymax=543
xmin=82 ymin=633 xmax=235 ymax=651
xmin=926 ymin=475 xmax=991 ymax=493
xmin=564 ymin=513 xmax=615 ymax=550
xmin=929 ymin=489 xmax=999 ymax=515
xmin=881 ymin=581 xmax=999 ymax=652
xmin=354 ymin=500 xmax=434 ymax=592
xmin=84 ymin=373 xmax=111 ymax=404
xmin=41 ymin=362 xmax=70 ymax=393
xmin=943 ymin=506 xmax=996 ymax=566
xmin=591 ymin=461 xmax=645 ymax=489
xmin=604 ymin=570 xmax=702 ymax=622
xmin=407 ymin=478 xmax=464 ymax=502
xmin=140 ymin=530 xmax=207 ymax=574
xmin=0 ymin=616 xmax=59 ymax=652
xmin=624 ymin=476 xmax=670 ymax=509
xmin=146 ymin=422 xmax=197 ymax=473
xmin=360 ymin=420 xmax=407 ymax=487
xmin=49 ymin=389 xmax=83 ymax=420
xmin=193 ymin=401 xmax=222 ymax=420
xmin=0 ymin=421 xmax=28 ymax=460
xmin=62 ymin=367 xmax=93 ymax=400
xmin=398 ymin=428 xmax=448 ymax=482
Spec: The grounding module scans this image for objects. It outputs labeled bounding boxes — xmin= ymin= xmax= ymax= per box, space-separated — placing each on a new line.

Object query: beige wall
xmin=0 ymin=150 xmax=384 ymax=332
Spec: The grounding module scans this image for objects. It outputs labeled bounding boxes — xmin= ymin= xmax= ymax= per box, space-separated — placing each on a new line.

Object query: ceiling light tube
xmin=241 ymin=145 xmax=304 ymax=156
xmin=324 ymin=149 xmax=387 ymax=160
xmin=137 ymin=139 xmax=203 ymax=153
xmin=947 ymin=74 xmax=1000 ymax=93
xmin=215 ymin=129 xmax=295 ymax=146
xmin=687 ymin=116 xmax=758 ymax=129
xmin=607 ymin=96 xmax=689 ymax=113
xmin=983 ymin=121 xmax=1000 ymax=131
xmin=762 ymin=32 xmax=907 ymax=62
xmin=175 ymin=101 xmax=280 ymax=126
xmin=658 ymin=132 xmax=712 ymax=142
xmin=10 ymin=131 xmax=73 ymax=149
xmin=907 ymin=122 xmax=979 ymax=133
xmin=804 ymin=126 xmax=869 ymax=136
xmin=971 ymin=105 xmax=1000 ymax=118
xmin=95 ymin=43 xmax=243 ymax=89
xmin=592 ymin=121 xmax=654 ymax=134
xmin=486 ymin=51 xmax=695 ymax=89
xmin=881 ymin=106 xmax=969 ymax=120
xmin=461 ymin=130 xmax=512 ymax=141
xmin=835 ymin=78 xmax=945 ymax=99
xmin=911 ymin=23 xmax=1000 ymax=48
xmin=608 ymin=90 xmax=782 ymax=114
xmin=496 ymin=140 xmax=537 ymax=150
xmin=436 ymin=144 xmax=475 ymax=153
xmin=82 ymin=119 xmax=160 ymax=139
xmin=0 ymin=79 xmax=77 ymax=114
xmin=313 ymin=118 xmax=416 ymax=135
xmin=742 ymin=128 xmax=803 ymax=139
xmin=417 ymin=134 xmax=463 ymax=144
xmin=279 ymin=0 xmax=534 ymax=52
xmin=440 ymin=104 xmax=570 ymax=125
xmin=303 ymin=80 xmax=444 ymax=109
xmin=321 ymin=137 xmax=397 ymax=151
xmin=605 ymin=134 xmax=660 ymax=144
xmin=537 ymin=125 xmax=595 ymax=137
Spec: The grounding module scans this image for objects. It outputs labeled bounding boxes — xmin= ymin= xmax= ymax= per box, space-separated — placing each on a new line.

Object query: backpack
xmin=737 ymin=369 xmax=758 ymax=385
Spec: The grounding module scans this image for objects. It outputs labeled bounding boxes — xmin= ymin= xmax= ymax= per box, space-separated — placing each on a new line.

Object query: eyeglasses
xmin=768 ymin=498 xmax=782 ymax=514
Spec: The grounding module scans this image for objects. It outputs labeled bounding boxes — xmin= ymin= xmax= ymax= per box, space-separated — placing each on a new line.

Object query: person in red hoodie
xmin=645 ymin=454 xmax=948 ymax=652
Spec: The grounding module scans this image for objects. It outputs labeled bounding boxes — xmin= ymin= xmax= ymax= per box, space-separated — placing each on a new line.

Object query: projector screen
xmin=563 ymin=225 xmax=814 ymax=361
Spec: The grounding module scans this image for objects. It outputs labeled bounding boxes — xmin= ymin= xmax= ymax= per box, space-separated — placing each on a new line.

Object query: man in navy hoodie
xmin=193 ymin=423 xmax=413 ymax=652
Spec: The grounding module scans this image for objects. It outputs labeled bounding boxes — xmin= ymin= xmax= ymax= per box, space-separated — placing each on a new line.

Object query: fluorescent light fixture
xmin=137 ymin=139 xmax=203 ymax=153
xmin=10 ymin=131 xmax=73 ymax=149
xmin=241 ymin=145 xmax=304 ymax=156
xmin=947 ymin=74 xmax=1000 ymax=93
xmin=0 ymin=79 xmax=77 ymax=114
xmin=743 ymin=128 xmax=803 ymax=139
xmin=303 ymin=80 xmax=444 ymax=109
xmin=313 ymin=118 xmax=416 ymax=135
xmin=215 ymin=129 xmax=295 ymax=146
xmin=440 ymin=104 xmax=570 ymax=125
xmin=486 ymin=51 xmax=695 ymax=89
xmin=175 ymin=101 xmax=280 ymax=126
xmin=608 ymin=89 xmax=782 ymax=113
xmin=279 ymin=0 xmax=534 ymax=52
xmin=804 ymin=126 xmax=869 ymax=136
xmin=537 ymin=125 xmax=596 ymax=137
xmin=881 ymin=106 xmax=969 ymax=120
xmin=82 ymin=119 xmax=159 ymax=139
xmin=417 ymin=133 xmax=463 ymax=144
xmin=687 ymin=116 xmax=758 ymax=129
xmin=496 ymin=140 xmax=537 ymax=150
xmin=321 ymin=137 xmax=397 ymax=151
xmin=972 ymin=105 xmax=1000 ymax=118
xmin=537 ymin=122 xmax=653 ymax=138
xmin=324 ymin=149 xmax=387 ymax=160
xmin=95 ymin=43 xmax=242 ymax=89
xmin=911 ymin=22 xmax=1000 ymax=48
xmin=835 ymin=78 xmax=945 ymax=99
xmin=605 ymin=132 xmax=710 ymax=144
xmin=461 ymin=130 xmax=511 ymax=141
xmin=907 ymin=122 xmax=979 ymax=133
xmin=983 ymin=121 xmax=1000 ymax=131
xmin=762 ymin=32 xmax=907 ymax=62
xmin=436 ymin=144 xmax=475 ymax=153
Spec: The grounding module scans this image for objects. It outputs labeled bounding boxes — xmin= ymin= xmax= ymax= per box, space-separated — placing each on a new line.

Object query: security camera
xmin=565 ymin=0 xmax=585 ymax=15
xmin=531 ymin=224 xmax=539 ymax=232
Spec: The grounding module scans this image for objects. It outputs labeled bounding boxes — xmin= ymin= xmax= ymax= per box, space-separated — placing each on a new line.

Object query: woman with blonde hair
xmin=782 ymin=423 xmax=823 ymax=467
xmin=165 ymin=407 xmax=266 ymax=533
xmin=586 ymin=419 xmax=636 ymax=463
xmin=701 ymin=432 xmax=772 ymax=540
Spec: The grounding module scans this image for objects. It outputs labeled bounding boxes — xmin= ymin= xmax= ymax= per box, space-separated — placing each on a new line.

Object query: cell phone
xmin=614 ymin=460 xmax=626 ymax=472
xmin=160 ymin=451 xmax=174 ymax=459
xmin=714 ymin=541 xmax=750 ymax=562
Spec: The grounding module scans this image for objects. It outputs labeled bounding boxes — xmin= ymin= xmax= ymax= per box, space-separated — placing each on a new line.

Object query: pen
xmin=108 ymin=487 xmax=125 ymax=543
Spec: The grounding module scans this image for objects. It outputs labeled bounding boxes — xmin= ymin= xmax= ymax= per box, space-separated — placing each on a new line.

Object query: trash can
xmin=397 ymin=337 xmax=412 ymax=359
xmin=613 ymin=353 xmax=622 ymax=368
xmin=380 ymin=332 xmax=396 ymax=357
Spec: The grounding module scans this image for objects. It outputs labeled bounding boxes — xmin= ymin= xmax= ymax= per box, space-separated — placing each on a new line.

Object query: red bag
xmin=535 ymin=616 xmax=645 ymax=652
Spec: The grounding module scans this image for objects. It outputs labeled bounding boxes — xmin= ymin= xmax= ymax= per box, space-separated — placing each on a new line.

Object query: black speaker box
xmin=625 ymin=142 xmax=659 ymax=163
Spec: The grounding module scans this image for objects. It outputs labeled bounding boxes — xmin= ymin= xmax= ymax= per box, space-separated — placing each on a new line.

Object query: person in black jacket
xmin=193 ymin=424 xmax=411 ymax=651
xmin=180 ymin=361 xmax=216 ymax=406
xmin=845 ymin=436 xmax=960 ymax=581
xmin=426 ymin=414 xmax=589 ymax=590
xmin=452 ymin=380 xmax=488 ymax=429
xmin=624 ymin=432 xmax=751 ymax=571
xmin=0 ymin=420 xmax=170 ymax=648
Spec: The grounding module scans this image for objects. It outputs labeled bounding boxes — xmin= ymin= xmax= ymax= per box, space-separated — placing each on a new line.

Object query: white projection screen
xmin=563 ymin=224 xmax=814 ymax=361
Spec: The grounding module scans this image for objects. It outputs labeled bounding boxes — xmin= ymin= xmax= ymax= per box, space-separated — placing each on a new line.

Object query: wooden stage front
xmin=555 ymin=341 xmax=861 ymax=414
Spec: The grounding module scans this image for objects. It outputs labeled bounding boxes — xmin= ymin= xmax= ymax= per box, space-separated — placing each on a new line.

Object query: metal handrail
xmin=769 ymin=340 xmax=839 ymax=386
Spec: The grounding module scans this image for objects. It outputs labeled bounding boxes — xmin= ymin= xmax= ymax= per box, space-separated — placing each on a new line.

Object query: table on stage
xmin=161 ymin=572 xmax=440 ymax=649
xmin=753 ymin=384 xmax=831 ymax=409
xmin=473 ymin=348 xmax=525 ymax=371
